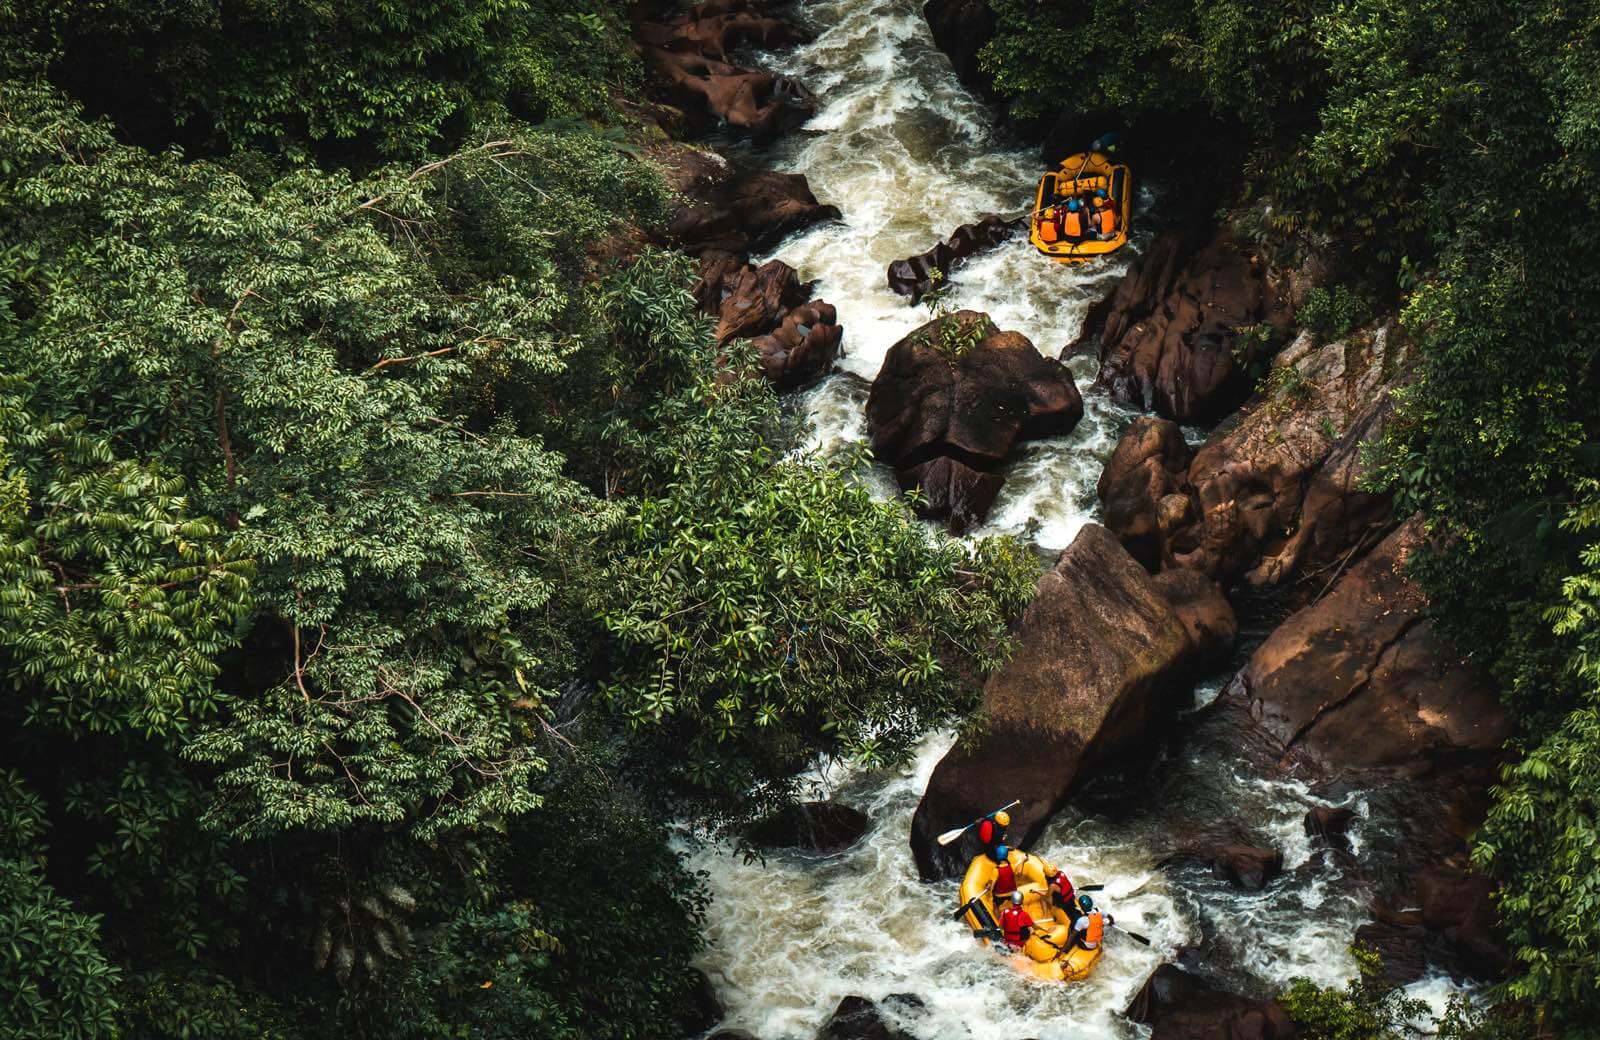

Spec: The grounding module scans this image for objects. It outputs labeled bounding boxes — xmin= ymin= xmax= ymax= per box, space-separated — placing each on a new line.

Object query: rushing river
xmin=685 ymin=3 xmax=1456 ymax=1037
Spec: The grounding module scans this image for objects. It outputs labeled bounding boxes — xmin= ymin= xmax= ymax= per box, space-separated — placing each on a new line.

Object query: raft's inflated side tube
xmin=958 ymin=851 xmax=1103 ymax=982
xmin=1028 ymin=151 xmax=1132 ymax=264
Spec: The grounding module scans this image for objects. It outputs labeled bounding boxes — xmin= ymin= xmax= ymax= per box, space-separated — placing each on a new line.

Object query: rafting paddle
xmin=936 ymin=799 xmax=1021 ymax=846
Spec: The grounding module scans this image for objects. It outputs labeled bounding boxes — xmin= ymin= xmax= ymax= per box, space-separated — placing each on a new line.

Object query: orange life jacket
xmin=1076 ymin=911 xmax=1105 ymax=949
xmin=994 ymin=861 xmax=1017 ymax=896
xmin=1037 ymin=211 xmax=1060 ymax=243
xmin=1063 ymin=209 xmax=1085 ymax=237
xmin=1097 ymin=205 xmax=1117 ymax=234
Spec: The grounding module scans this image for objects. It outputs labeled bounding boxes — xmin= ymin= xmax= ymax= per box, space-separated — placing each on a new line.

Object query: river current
xmin=684 ymin=3 xmax=1458 ymax=1037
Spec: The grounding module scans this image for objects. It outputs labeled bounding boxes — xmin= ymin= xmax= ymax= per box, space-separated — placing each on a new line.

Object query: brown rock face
xmin=1126 ymin=965 xmax=1299 ymax=1040
xmin=909 ymin=525 xmax=1194 ymax=879
xmin=714 ymin=260 xmax=808 ymax=343
xmin=1150 ymin=568 xmax=1237 ymax=670
xmin=666 ymin=158 xmax=841 ymax=260
xmin=867 ymin=311 xmax=1082 ymax=532
xmin=750 ymin=300 xmax=844 ymax=390
xmin=1092 ymin=231 xmax=1291 ymax=424
xmin=1098 ymin=326 xmax=1404 ymax=590
xmin=886 ymin=214 xmax=1023 ymax=303
xmin=1236 ymin=517 xmax=1512 ymax=777
xmin=922 ymin=0 xmax=998 ymax=94
xmin=1097 ymin=417 xmax=1194 ymax=570
xmin=1356 ymin=865 xmax=1509 ymax=984
xmin=639 ymin=2 xmax=816 ymax=139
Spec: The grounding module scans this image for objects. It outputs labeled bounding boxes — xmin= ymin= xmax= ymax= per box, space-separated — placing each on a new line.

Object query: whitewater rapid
xmin=683 ymin=2 xmax=1454 ymax=1037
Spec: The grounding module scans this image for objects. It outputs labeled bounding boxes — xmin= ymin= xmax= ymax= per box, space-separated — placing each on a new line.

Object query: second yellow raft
xmin=958 ymin=849 xmax=1101 ymax=982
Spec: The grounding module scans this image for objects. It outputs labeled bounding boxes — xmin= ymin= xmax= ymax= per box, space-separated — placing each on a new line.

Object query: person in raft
xmin=976 ymin=809 xmax=1010 ymax=855
xmin=1047 ymin=867 xmax=1080 ymax=922
xmin=1061 ymin=197 xmax=1087 ymax=241
xmin=991 ymin=845 xmax=1018 ymax=900
xmin=1091 ymin=189 xmax=1118 ymax=240
xmin=999 ymin=891 xmax=1034 ymax=948
xmin=1071 ymin=895 xmax=1115 ymax=951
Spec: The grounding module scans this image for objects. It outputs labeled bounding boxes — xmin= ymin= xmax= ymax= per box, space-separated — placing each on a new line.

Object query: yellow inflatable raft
xmin=1028 ymin=150 xmax=1132 ymax=264
xmin=957 ymin=849 xmax=1102 ymax=982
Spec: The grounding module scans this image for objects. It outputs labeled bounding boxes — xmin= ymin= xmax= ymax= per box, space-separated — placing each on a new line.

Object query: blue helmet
xmin=1095 ymin=188 xmax=1108 ymax=199
xmin=1066 ymin=199 xmax=1080 ymax=211
xmin=1078 ymin=895 xmax=1094 ymax=912
xmin=994 ymin=844 xmax=1010 ymax=861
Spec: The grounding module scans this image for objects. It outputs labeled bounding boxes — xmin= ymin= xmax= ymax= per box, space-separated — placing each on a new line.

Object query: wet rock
xmin=685 ymin=968 xmax=726 ymax=1035
xmin=714 ymin=259 xmax=809 ymax=343
xmin=1092 ymin=230 xmax=1291 ymax=425
xmin=746 ymin=800 xmax=870 ymax=854
xmin=922 ymin=0 xmax=998 ymax=95
xmin=1099 ymin=325 xmax=1406 ymax=590
xmin=910 ymin=525 xmax=1195 ymax=879
xmin=709 ymin=1031 xmax=760 ymax=1040
xmin=1163 ymin=843 xmax=1284 ymax=891
xmin=1236 ymin=517 xmax=1513 ymax=778
xmin=886 ymin=214 xmax=1023 ymax=303
xmin=1125 ymin=965 xmax=1298 ymax=1040
xmin=896 ymin=456 xmax=1006 ymax=536
xmin=668 ymin=161 xmax=842 ymax=260
xmin=1150 ymin=568 xmax=1237 ymax=671
xmin=1303 ymin=806 xmax=1355 ymax=851
xmin=639 ymin=1 xmax=816 ymax=140
xmin=1356 ymin=866 xmax=1508 ymax=985
xmin=1097 ymin=417 xmax=1193 ymax=570
xmin=750 ymin=300 xmax=843 ymax=390
xmin=816 ymin=996 xmax=913 ymax=1040
xmin=1061 ymin=278 xmax=1123 ymax=358
xmin=867 ymin=311 xmax=1082 ymax=532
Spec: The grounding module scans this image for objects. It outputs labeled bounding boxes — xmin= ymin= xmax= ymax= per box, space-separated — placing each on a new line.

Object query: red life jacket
xmin=994 ymin=861 xmax=1017 ymax=897
xmin=1051 ymin=870 xmax=1075 ymax=904
xmin=1000 ymin=904 xmax=1034 ymax=945
xmin=977 ymin=817 xmax=1002 ymax=846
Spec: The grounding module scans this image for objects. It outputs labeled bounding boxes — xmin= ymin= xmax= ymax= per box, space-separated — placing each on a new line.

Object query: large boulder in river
xmin=815 ymin=996 xmax=912 ymax=1040
xmin=751 ymin=300 xmax=844 ymax=390
xmin=1097 ymin=417 xmax=1194 ymax=570
xmin=1126 ymin=965 xmax=1298 ymax=1040
xmin=715 ymin=259 xmax=809 ymax=343
xmin=1150 ymin=568 xmax=1236 ymax=671
xmin=867 ymin=311 xmax=1082 ymax=533
xmin=886 ymin=214 xmax=1023 ymax=303
xmin=1235 ymin=517 xmax=1512 ymax=777
xmin=1098 ymin=326 xmax=1404 ymax=591
xmin=909 ymin=525 xmax=1194 ymax=879
xmin=663 ymin=153 xmax=841 ymax=259
xmin=1092 ymin=230 xmax=1291 ymax=425
xmin=747 ymin=800 xmax=870 ymax=854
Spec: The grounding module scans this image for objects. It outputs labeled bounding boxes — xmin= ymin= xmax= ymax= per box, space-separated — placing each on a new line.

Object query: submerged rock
xmin=1092 ymin=230 xmax=1291 ymax=425
xmin=1236 ymin=517 xmax=1512 ymax=777
xmin=909 ymin=525 xmax=1194 ymax=879
xmin=815 ymin=995 xmax=913 ymax=1040
xmin=867 ymin=311 xmax=1082 ymax=533
xmin=1125 ymin=964 xmax=1298 ymax=1040
xmin=1161 ymin=843 xmax=1284 ymax=891
xmin=1303 ymin=806 xmax=1355 ymax=851
xmin=747 ymin=800 xmax=870 ymax=854
xmin=886 ymin=214 xmax=1023 ymax=303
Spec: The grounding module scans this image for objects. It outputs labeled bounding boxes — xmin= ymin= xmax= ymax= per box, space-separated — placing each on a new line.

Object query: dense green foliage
xmin=1282 ymin=948 xmax=1538 ymax=1040
xmin=0 ymin=4 xmax=1033 ymax=1035
xmin=981 ymin=0 xmax=1600 ymax=1028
